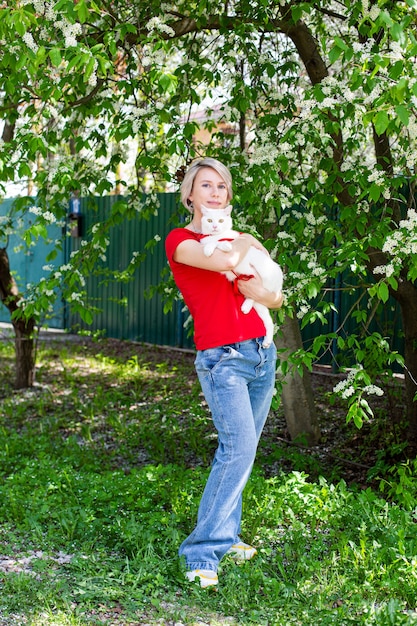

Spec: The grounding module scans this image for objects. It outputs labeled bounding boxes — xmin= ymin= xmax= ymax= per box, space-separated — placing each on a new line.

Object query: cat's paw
xmin=203 ymin=244 xmax=216 ymax=257
xmin=241 ymin=298 xmax=254 ymax=314
xmin=262 ymin=338 xmax=272 ymax=348
xmin=217 ymin=241 xmax=232 ymax=252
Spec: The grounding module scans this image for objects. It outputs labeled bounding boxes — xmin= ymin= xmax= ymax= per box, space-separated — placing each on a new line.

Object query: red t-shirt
xmin=165 ymin=228 xmax=265 ymax=350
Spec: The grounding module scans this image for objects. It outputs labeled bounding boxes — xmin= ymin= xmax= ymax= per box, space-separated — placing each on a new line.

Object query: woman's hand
xmin=237 ymin=270 xmax=284 ymax=309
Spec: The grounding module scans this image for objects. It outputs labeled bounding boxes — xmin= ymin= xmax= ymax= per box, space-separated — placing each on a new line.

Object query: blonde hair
xmin=180 ymin=157 xmax=233 ymax=212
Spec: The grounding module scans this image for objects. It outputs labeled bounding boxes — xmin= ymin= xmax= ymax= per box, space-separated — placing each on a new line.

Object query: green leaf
xmin=80 ymin=309 xmax=93 ymax=324
xmin=49 ymin=47 xmax=62 ymax=68
xmin=236 ymin=96 xmax=250 ymax=113
xmin=328 ymin=45 xmax=342 ymax=64
xmin=84 ymin=56 xmax=96 ymax=82
xmin=389 ymin=61 xmax=404 ymax=81
xmin=11 ymin=12 xmax=26 ymax=36
xmin=74 ymin=0 xmax=89 ymax=23
xmin=395 ymin=104 xmax=409 ymax=126
xmin=346 ymin=403 xmax=363 ymax=428
xmin=158 ymin=72 xmax=177 ymax=95
xmin=32 ymin=222 xmax=48 ymax=239
xmin=387 ymin=275 xmax=398 ymax=291
xmin=306 ymin=283 xmax=320 ymax=298
xmin=18 ymin=162 xmax=32 ymax=178
xmin=35 ymin=46 xmax=47 ymax=65
xmin=360 ymin=397 xmax=374 ymax=418
xmin=291 ymin=4 xmax=304 ymax=22
xmin=390 ymin=21 xmax=406 ymax=42
xmin=333 ymin=36 xmax=349 ymax=51
xmin=369 ymin=184 xmax=381 ymax=202
xmin=265 ymin=63 xmax=275 ymax=78
xmin=377 ymin=281 xmax=389 ymax=303
xmin=392 ymin=77 xmax=408 ymax=103
xmin=5 ymin=79 xmax=16 ymax=95
xmin=46 ymin=249 xmax=58 ymax=262
xmin=373 ymin=110 xmax=389 ymax=135
xmin=352 ymin=408 xmax=364 ymax=429
xmin=97 ymin=54 xmax=111 ymax=75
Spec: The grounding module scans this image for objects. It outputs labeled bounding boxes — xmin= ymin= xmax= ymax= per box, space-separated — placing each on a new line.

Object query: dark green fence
xmin=1 ymin=194 xmax=404 ymax=366
xmin=65 ymin=193 xmax=193 ymax=349
xmin=300 ymin=274 xmax=403 ymax=371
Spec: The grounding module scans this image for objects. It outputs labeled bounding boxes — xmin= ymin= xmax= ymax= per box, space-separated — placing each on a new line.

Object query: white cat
xmin=200 ymin=205 xmax=283 ymax=347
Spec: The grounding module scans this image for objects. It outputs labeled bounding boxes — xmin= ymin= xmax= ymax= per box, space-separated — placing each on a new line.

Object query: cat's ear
xmin=201 ymin=204 xmax=209 ymax=216
xmin=224 ymin=205 xmax=233 ymax=215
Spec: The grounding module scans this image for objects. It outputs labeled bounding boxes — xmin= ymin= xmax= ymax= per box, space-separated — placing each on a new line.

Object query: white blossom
xmin=29 ymin=206 xmax=42 ymax=216
xmin=43 ymin=211 xmax=56 ymax=223
xmin=68 ymin=292 xmax=83 ymax=302
xmin=341 ymin=386 xmax=355 ymax=399
xmin=364 ymin=385 xmax=384 ymax=396
xmin=369 ymin=5 xmax=381 ymax=21
xmin=367 ymin=170 xmax=385 ymax=184
xmin=296 ymin=304 xmax=310 ymax=319
xmin=146 ymin=17 xmax=175 ymax=38
xmin=87 ymin=59 xmax=98 ymax=87
xmin=372 ymin=263 xmax=395 ymax=277
xmin=22 ymin=32 xmax=38 ymax=54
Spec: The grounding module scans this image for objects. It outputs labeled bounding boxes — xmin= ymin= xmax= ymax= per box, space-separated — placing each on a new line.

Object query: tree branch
xmin=62 ymin=79 xmax=105 ymax=111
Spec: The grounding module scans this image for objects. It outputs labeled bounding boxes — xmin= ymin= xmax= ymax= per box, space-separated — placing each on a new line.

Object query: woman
xmin=165 ymin=157 xmax=283 ymax=587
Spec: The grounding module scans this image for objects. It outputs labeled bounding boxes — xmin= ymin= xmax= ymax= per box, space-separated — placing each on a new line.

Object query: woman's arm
xmin=174 ymin=233 xmax=261 ymax=272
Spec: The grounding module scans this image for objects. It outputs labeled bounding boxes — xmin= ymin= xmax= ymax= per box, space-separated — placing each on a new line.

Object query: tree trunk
xmin=276 ymin=315 xmax=321 ymax=445
xmin=261 ymin=235 xmax=320 ymax=444
xmin=13 ymin=319 xmax=36 ymax=388
xmin=0 ymin=247 xmax=36 ymax=388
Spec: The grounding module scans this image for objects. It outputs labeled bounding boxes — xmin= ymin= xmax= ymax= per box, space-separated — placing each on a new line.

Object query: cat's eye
xmin=207 ymin=219 xmax=212 ymax=222
xmin=219 ymin=219 xmax=224 ymax=223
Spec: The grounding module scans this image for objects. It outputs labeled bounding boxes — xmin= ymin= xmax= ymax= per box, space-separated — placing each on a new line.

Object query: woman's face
xmin=188 ymin=167 xmax=229 ymax=213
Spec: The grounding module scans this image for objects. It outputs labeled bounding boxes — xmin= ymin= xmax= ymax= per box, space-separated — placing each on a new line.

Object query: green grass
xmin=0 ymin=336 xmax=417 ymax=625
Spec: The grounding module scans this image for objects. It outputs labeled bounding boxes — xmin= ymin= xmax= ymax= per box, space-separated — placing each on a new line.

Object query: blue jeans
xmin=179 ymin=337 xmax=277 ymax=573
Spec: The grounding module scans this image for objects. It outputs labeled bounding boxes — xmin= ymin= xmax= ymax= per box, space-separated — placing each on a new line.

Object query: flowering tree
xmin=1 ymin=0 xmax=417 ymax=451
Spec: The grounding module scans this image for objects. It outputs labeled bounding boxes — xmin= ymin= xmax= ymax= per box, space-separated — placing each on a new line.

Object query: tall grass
xmin=0 ymin=336 xmax=416 ymax=625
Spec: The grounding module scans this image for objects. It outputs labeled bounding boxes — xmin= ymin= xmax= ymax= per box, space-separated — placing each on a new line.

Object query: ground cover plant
xmin=0 ymin=334 xmax=417 ymax=626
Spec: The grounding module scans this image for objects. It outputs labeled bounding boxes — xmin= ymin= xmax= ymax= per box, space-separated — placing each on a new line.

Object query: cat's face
xmin=201 ymin=205 xmax=233 ymax=234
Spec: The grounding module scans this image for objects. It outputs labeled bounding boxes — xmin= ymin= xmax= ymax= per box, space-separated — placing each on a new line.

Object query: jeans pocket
xmin=195 ymin=346 xmax=236 ymax=376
